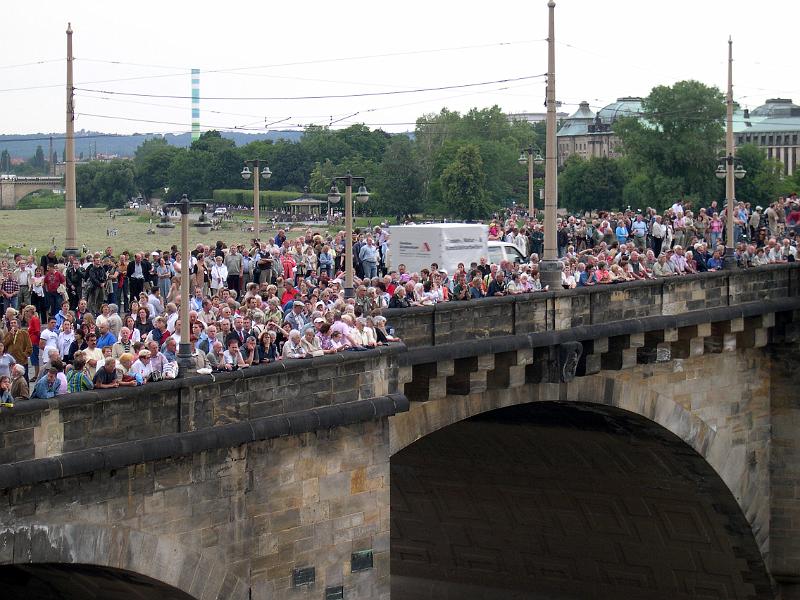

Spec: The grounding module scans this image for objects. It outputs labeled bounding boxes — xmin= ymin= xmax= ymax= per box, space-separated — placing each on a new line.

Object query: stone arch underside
xmin=390 ymin=352 xmax=772 ymax=560
xmin=15 ymin=185 xmax=60 ymax=203
xmin=0 ymin=523 xmax=246 ymax=599
xmin=390 ymin=401 xmax=773 ymax=600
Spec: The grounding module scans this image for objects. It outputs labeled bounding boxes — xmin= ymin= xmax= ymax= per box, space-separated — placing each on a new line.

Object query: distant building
xmin=734 ymin=99 xmax=800 ymax=176
xmin=557 ymin=96 xmax=800 ymax=177
xmin=556 ymin=97 xmax=643 ymax=166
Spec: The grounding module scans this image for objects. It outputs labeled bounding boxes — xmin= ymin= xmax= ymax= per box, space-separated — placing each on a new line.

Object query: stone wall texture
xmin=1 ymin=419 xmax=391 ymax=600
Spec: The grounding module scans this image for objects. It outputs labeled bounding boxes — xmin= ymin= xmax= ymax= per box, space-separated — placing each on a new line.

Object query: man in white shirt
xmin=14 ymin=260 xmax=34 ymax=309
xmin=82 ymin=333 xmax=105 ymax=379
xmin=39 ymin=317 xmax=60 ymax=365
xmin=56 ymin=320 xmax=75 ymax=359
xmin=210 ymin=256 xmax=228 ymax=294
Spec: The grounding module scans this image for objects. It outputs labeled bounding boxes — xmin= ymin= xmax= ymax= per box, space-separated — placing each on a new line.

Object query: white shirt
xmin=131 ymin=359 xmax=153 ymax=379
xmin=40 ymin=328 xmax=59 ymax=357
xmin=211 ymin=263 xmax=228 ymax=289
xmin=56 ymin=330 xmax=75 ymax=357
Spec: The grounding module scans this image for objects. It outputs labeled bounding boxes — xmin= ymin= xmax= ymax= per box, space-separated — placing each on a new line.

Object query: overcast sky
xmin=1 ymin=0 xmax=797 ymax=136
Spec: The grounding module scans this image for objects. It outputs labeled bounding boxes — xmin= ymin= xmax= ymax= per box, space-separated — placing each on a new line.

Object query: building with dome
xmin=734 ymin=99 xmax=800 ymax=176
xmin=556 ymin=96 xmax=800 ymax=176
xmin=556 ymin=97 xmax=643 ymax=166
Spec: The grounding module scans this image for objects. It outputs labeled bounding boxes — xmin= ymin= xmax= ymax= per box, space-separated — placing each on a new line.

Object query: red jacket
xmin=43 ymin=270 xmax=65 ymax=293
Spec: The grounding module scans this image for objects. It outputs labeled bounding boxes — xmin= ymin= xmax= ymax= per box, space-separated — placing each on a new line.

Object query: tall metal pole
xmin=253 ymin=164 xmax=260 ymax=237
xmin=344 ymin=176 xmax=354 ymax=298
xmin=63 ymin=23 xmax=78 ymax=256
xmin=177 ymin=197 xmax=192 ymax=375
xmin=723 ymin=37 xmax=736 ymax=267
xmin=527 ymin=153 xmax=535 ymax=217
xmin=539 ymin=1 xmax=561 ymax=290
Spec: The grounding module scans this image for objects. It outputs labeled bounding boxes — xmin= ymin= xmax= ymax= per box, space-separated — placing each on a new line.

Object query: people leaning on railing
xmin=0 ymin=196 xmax=798 ymax=404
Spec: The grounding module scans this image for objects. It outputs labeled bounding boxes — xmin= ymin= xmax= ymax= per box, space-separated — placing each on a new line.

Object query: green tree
xmin=374 ymin=135 xmax=424 ymax=217
xmin=308 ymin=159 xmax=337 ymax=194
xmin=32 ymin=145 xmax=45 ymax=170
xmin=730 ymin=143 xmax=784 ymax=206
xmin=133 ymin=137 xmax=181 ymax=198
xmin=76 ymin=160 xmax=136 ymax=208
xmin=439 ymin=144 xmax=490 ymax=220
xmin=615 ymin=80 xmax=725 ymax=205
xmin=0 ymin=150 xmax=10 ymax=172
xmin=560 ymin=156 xmax=626 ymax=212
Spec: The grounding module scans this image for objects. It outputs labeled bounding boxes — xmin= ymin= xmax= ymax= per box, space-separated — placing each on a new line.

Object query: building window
xmin=768 ymin=135 xmax=773 ymax=145
xmin=761 ymin=136 xmax=767 ymax=145
xmin=777 ymin=135 xmax=783 ymax=145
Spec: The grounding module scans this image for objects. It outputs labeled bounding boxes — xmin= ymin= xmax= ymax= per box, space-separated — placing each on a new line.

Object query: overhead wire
xmin=75 ymin=74 xmax=546 ymax=101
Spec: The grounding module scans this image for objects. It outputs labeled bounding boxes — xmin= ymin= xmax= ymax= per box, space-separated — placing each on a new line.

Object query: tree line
xmin=45 ymin=79 xmax=800 ymax=216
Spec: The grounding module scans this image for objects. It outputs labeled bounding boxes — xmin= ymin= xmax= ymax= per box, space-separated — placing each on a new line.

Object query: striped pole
xmin=191 ymin=69 xmax=200 ymax=142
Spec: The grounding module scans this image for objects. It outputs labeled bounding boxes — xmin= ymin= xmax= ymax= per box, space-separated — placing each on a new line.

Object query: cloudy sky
xmin=1 ymin=0 xmax=797 ymax=135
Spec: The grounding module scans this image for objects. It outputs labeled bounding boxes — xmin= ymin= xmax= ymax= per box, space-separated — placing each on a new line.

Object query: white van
xmin=387 ymin=223 xmax=488 ymax=274
xmin=488 ymin=241 xmax=528 ymax=265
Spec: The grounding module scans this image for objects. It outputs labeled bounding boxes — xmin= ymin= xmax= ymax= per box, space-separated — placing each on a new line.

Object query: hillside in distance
xmin=0 ymin=129 xmax=304 ymax=159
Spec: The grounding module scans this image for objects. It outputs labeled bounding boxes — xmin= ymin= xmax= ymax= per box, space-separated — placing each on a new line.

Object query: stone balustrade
xmin=384 ymin=263 xmax=800 ymax=347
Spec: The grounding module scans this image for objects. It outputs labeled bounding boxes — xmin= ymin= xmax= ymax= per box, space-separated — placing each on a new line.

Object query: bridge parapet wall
xmin=386 ymin=263 xmax=800 ymax=347
xmin=0 ymin=346 xmax=402 ymax=467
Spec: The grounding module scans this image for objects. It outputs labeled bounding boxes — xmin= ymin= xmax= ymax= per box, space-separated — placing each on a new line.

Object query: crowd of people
xmin=0 ymin=193 xmax=797 ymax=406
xmin=492 ymin=194 xmax=799 ymax=287
xmin=0 ymin=229 xmax=403 ymax=407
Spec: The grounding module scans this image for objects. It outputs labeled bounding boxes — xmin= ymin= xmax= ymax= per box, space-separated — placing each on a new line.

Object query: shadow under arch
xmin=390 ymin=401 xmax=773 ymax=600
xmin=0 ymin=523 xmax=247 ymax=600
xmin=0 ymin=563 xmax=196 ymax=599
xmin=389 ymin=371 xmax=765 ymax=554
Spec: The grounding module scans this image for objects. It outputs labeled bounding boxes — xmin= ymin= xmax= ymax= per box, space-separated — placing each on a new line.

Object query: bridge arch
xmin=390 ymin=360 xmax=767 ymax=546
xmin=0 ymin=523 xmax=247 ymax=599
xmin=390 ymin=400 xmax=773 ymax=599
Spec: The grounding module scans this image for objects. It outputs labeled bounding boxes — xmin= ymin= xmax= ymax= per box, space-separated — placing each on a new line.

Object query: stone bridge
xmin=0 ymin=176 xmax=63 ymax=208
xmin=0 ymin=264 xmax=799 ymax=600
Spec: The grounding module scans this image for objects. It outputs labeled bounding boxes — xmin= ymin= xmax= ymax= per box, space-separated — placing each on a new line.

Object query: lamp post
xmin=241 ymin=160 xmax=272 ymax=237
xmin=327 ymin=172 xmax=369 ymax=298
xmin=159 ymin=194 xmax=212 ymax=376
xmin=518 ymin=146 xmax=544 ymax=217
xmin=539 ymin=0 xmax=562 ymax=290
xmin=718 ymin=37 xmax=746 ymax=270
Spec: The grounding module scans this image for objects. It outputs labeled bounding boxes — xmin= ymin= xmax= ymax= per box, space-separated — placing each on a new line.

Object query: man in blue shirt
xmin=96 ymin=322 xmax=117 ymax=349
xmin=615 ymin=222 xmax=630 ymax=245
xmin=358 ymin=236 xmax=379 ymax=279
xmin=630 ymin=215 xmax=648 ymax=250
xmin=32 ymin=366 xmax=60 ymax=398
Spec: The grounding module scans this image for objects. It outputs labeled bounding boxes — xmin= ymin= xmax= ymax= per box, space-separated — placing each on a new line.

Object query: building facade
xmin=734 ymin=98 xmax=800 ymax=176
xmin=556 ymin=96 xmax=800 ymax=176
xmin=556 ymin=97 xmax=643 ymax=166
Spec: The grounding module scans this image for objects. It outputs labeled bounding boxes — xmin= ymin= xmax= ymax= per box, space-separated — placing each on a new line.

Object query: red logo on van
xmin=422 ymin=243 xmax=430 ymax=251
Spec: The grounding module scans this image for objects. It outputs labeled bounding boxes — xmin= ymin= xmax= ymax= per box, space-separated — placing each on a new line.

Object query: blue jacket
xmin=32 ymin=376 xmax=59 ymax=399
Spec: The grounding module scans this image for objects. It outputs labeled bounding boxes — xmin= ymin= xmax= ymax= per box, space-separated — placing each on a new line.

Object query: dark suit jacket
xmin=127 ymin=259 xmax=152 ymax=279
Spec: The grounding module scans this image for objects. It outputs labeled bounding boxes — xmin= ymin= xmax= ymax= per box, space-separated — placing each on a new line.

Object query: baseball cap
xmin=314 ymin=317 xmax=325 ymax=324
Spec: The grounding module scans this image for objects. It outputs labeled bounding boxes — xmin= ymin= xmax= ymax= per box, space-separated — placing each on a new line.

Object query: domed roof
xmin=750 ymin=98 xmax=800 ymax=118
xmin=597 ymin=97 xmax=643 ymax=124
xmin=556 ymin=101 xmax=596 ymax=137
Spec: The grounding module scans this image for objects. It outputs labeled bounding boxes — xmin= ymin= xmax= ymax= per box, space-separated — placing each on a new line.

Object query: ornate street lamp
xmin=327 ymin=172 xmax=369 ymax=298
xmin=242 ymin=160 xmax=272 ymax=237
xmin=161 ymin=194 xmax=211 ymax=376
xmin=519 ymin=146 xmax=544 ymax=217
